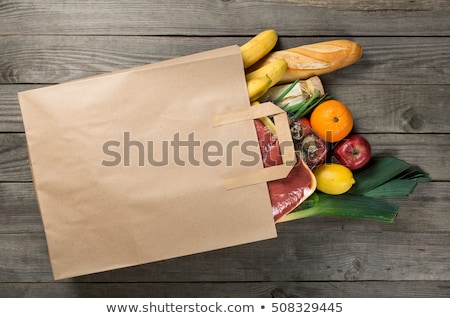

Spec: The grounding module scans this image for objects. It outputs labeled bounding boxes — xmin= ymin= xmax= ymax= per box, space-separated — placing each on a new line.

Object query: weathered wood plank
xmin=363 ymin=134 xmax=449 ymax=182
xmin=0 ymin=0 xmax=448 ymax=301
xmin=0 ymin=87 xmax=21 ymax=130
xmin=0 ymin=232 xmax=54 ymax=282
xmin=1 ymin=133 xmax=448 ymax=182
xmin=1 ymin=229 xmax=449 ymax=282
xmin=3 ymin=83 xmax=449 ymax=133
xmin=0 ymin=182 xmax=43 ymax=234
xmin=1 ymin=36 xmax=449 ymax=85
xmin=0 ymin=85 xmax=44 ymax=132
xmin=0 ymin=182 xmax=447 ymax=235
xmin=328 ymin=84 xmax=450 ymax=134
xmin=0 ymin=1 xmax=449 ymax=36
xmin=0 ymin=134 xmax=30 ymax=182
xmin=1 ymin=281 xmax=449 ymax=298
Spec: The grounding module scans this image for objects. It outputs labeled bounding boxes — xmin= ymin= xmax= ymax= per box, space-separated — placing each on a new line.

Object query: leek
xmin=363 ymin=179 xmax=418 ymax=198
xmin=397 ymin=166 xmax=432 ymax=182
xmin=347 ymin=156 xmax=411 ymax=195
xmin=278 ymin=156 xmax=431 ymax=224
xmin=363 ymin=164 xmax=431 ymax=198
xmin=278 ymin=193 xmax=399 ymax=223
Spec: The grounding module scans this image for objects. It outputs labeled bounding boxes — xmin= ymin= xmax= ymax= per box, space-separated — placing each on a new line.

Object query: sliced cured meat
xmin=254 ymin=119 xmax=316 ymax=222
xmin=254 ymin=118 xmax=283 ymax=167
xmin=268 ymin=159 xmax=316 ymax=222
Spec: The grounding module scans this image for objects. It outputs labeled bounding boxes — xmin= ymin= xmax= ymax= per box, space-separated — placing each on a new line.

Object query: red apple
xmin=334 ymin=135 xmax=371 ymax=170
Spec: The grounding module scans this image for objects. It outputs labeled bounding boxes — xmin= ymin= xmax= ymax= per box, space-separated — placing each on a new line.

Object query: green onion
xmin=270 ymin=78 xmax=331 ymax=118
xmin=289 ymin=90 xmax=320 ymax=114
xmin=289 ymin=92 xmax=332 ymax=119
xmin=278 ymin=192 xmax=399 ymax=223
xmin=273 ymin=79 xmax=300 ymax=104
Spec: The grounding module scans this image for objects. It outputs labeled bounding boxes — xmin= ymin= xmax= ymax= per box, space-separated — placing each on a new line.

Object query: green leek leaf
xmin=298 ymin=192 xmax=320 ymax=210
xmin=396 ymin=166 xmax=431 ymax=182
xmin=364 ymin=179 xmax=418 ymax=198
xmin=278 ymin=193 xmax=399 ymax=223
xmin=348 ymin=156 xmax=411 ymax=195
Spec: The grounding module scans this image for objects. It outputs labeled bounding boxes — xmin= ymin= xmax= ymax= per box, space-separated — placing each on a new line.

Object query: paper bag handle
xmin=212 ymin=102 xmax=296 ymax=190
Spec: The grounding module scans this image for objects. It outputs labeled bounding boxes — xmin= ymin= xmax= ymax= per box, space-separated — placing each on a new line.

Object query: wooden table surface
xmin=1 ymin=1 xmax=449 ymax=298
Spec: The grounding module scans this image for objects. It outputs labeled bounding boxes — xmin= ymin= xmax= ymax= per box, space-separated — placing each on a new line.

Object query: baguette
xmin=248 ymin=39 xmax=362 ymax=84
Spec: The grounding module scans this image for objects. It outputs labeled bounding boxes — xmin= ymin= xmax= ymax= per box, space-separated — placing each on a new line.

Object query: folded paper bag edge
xmin=211 ymin=102 xmax=283 ymax=127
xmin=224 ymin=164 xmax=293 ymax=190
xmin=212 ymin=102 xmax=296 ymax=190
xmin=16 ymin=45 xmax=243 ymax=97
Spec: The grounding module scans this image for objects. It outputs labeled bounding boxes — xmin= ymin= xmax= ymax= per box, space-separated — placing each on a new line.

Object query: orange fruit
xmin=310 ymin=99 xmax=353 ymax=143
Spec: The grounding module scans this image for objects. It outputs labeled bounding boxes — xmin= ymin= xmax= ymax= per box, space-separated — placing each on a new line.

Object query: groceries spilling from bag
xmin=17 ymin=29 xmax=431 ymax=279
xmin=239 ymin=29 xmax=430 ymax=224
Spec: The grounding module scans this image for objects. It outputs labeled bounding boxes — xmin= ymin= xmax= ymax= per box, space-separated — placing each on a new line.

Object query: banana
xmin=245 ymin=59 xmax=288 ymax=89
xmin=247 ymin=76 xmax=272 ymax=102
xmin=240 ymin=29 xmax=278 ymax=69
xmin=251 ymin=101 xmax=277 ymax=137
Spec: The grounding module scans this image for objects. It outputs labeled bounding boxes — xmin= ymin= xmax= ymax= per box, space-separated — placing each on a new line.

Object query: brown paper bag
xmin=18 ymin=45 xmax=295 ymax=280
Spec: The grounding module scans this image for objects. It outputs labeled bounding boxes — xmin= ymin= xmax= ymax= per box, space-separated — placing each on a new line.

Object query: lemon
xmin=313 ymin=163 xmax=355 ymax=195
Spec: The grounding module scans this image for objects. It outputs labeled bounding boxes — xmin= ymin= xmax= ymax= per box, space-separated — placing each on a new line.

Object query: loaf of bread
xmin=248 ymin=39 xmax=362 ymax=84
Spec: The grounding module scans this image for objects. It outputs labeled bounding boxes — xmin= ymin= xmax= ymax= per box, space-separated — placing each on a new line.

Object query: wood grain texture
xmin=1 ymin=228 xmax=449 ymax=283
xmin=1 ymin=281 xmax=449 ymax=298
xmin=1 ymin=182 xmax=448 ymax=235
xmin=0 ymin=182 xmax=43 ymax=234
xmin=0 ymin=0 xmax=449 ymax=298
xmin=1 ymin=36 xmax=449 ymax=85
xmin=0 ymin=134 xmax=30 ymax=182
xmin=0 ymin=1 xmax=449 ymax=36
